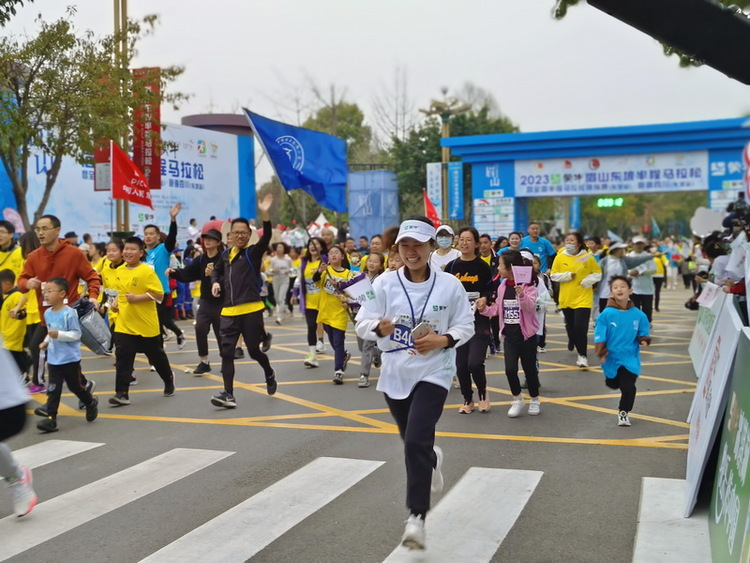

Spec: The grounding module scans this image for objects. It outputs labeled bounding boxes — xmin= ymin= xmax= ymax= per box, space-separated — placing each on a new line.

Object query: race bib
xmin=305 ymin=279 xmax=320 ymax=294
xmin=503 ymin=298 xmax=521 ymax=325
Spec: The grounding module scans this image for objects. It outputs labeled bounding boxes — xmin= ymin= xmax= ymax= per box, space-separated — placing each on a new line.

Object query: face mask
xmin=565 ymin=243 xmax=577 ymax=254
xmin=437 ymin=237 xmax=453 ymax=249
xmin=351 ymin=256 xmax=360 ymax=266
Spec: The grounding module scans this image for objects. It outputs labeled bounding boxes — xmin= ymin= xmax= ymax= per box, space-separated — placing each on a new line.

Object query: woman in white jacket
xmin=355 ymin=217 xmax=474 ymax=552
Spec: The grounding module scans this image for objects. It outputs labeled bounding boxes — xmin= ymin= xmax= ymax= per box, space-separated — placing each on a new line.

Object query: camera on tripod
xmin=723 ymin=191 xmax=750 ymax=231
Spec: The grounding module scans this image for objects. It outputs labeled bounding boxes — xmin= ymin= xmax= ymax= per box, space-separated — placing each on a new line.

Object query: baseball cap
xmin=395 ymin=219 xmax=437 ymax=244
xmin=632 ymin=236 xmax=647 ymax=245
xmin=610 ymin=242 xmax=628 ymax=251
xmin=436 ymin=225 xmax=454 ymax=237
xmin=201 ymin=228 xmax=222 ymax=242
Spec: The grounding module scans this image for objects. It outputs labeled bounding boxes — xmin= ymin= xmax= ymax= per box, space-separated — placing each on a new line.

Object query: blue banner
xmin=448 ymin=161 xmax=464 ymax=220
xmin=244 ymin=110 xmax=348 ymax=212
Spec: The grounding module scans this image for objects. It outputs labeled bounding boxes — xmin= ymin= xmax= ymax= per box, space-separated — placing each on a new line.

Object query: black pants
xmin=114 ymin=332 xmax=173 ymax=395
xmin=504 ymin=332 xmax=539 ymax=397
xmin=0 ymin=403 xmax=26 ymax=441
xmin=384 ymin=381 xmax=448 ymax=516
xmin=195 ymin=299 xmax=222 ymax=358
xmin=631 ymin=294 xmax=653 ymax=323
xmin=490 ymin=316 xmax=500 ymax=348
xmin=537 ymin=323 xmax=547 ymax=349
xmin=10 ymin=350 xmax=29 ymax=375
xmin=605 ymin=366 xmax=638 ymax=412
xmin=158 ymin=301 xmax=183 ymax=338
xmin=324 ymin=325 xmax=346 ymax=371
xmin=305 ymin=308 xmax=319 ymax=346
xmin=455 ymin=331 xmax=490 ymax=403
xmin=682 ymin=274 xmax=693 ymax=290
xmin=29 ymin=324 xmax=47 ymax=385
xmin=653 ymin=278 xmax=664 ymax=311
xmin=219 ymin=310 xmax=273 ymax=395
xmin=47 ymin=361 xmax=94 ymax=419
xmin=562 ymin=307 xmax=591 ymax=357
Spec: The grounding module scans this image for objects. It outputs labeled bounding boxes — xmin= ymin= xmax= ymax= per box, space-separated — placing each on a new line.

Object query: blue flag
xmin=651 ymin=217 xmax=662 ymax=238
xmin=244 ymin=109 xmax=348 ymax=212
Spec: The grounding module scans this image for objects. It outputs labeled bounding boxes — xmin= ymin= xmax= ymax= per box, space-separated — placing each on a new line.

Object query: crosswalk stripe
xmin=13 ymin=439 xmax=104 ymax=470
xmin=141 ymin=456 xmax=384 ymax=562
xmin=632 ymin=477 xmax=710 ymax=562
xmin=0 ymin=448 xmax=233 ymax=561
xmin=384 ymin=467 xmax=543 ymax=562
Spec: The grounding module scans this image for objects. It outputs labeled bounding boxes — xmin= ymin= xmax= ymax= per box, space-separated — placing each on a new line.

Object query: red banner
xmin=132 ymin=67 xmax=161 ymax=190
xmin=423 ymin=188 xmax=441 ymax=227
xmin=111 ymin=141 xmax=154 ymax=209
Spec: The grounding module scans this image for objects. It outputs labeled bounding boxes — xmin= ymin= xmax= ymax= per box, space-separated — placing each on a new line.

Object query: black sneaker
xmin=37 ymin=417 xmax=58 ymax=433
xmin=177 ymin=334 xmax=186 ymax=350
xmin=342 ymin=350 xmax=352 ymax=372
xmin=266 ymin=372 xmax=278 ymax=396
xmin=211 ymin=391 xmax=236 ymax=408
xmin=164 ymin=373 xmax=176 ymax=397
xmin=261 ymin=332 xmax=273 ymax=353
xmin=193 ymin=362 xmax=211 ymax=375
xmin=108 ymin=393 xmax=130 ymax=406
xmin=234 ymin=347 xmax=245 ymax=359
xmin=34 ymin=404 xmax=49 ymax=417
xmin=78 ymin=379 xmax=96 ymax=410
xmin=85 ymin=396 xmax=99 ymax=422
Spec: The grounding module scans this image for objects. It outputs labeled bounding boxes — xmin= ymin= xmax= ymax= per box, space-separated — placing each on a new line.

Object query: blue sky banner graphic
xmin=244 ymin=110 xmax=348 ymax=212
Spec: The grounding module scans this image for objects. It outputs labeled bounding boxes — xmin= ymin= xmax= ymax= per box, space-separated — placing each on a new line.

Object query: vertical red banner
xmin=132 ymin=67 xmax=162 ymax=190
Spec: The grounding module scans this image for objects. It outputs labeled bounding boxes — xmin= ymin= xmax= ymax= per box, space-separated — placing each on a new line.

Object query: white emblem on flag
xmin=276 ymin=135 xmax=305 ymax=171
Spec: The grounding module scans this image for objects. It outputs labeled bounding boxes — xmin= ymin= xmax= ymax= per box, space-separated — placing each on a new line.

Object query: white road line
xmin=13 ymin=439 xmax=104 ymax=470
xmin=632 ymin=477 xmax=710 ymax=563
xmin=141 ymin=456 xmax=384 ymax=562
xmin=0 ymin=448 xmax=233 ymax=561
xmin=384 ymin=467 xmax=543 ymax=562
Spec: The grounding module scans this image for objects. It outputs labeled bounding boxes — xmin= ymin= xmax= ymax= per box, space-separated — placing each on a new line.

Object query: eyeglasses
xmin=230 ymin=231 xmax=250 ymax=237
xmin=34 ymin=226 xmax=57 ymax=233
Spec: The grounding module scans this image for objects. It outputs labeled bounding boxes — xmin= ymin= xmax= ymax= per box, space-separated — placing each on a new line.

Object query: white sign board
xmin=685 ymin=298 xmax=744 ymax=517
xmin=689 ymin=291 xmax=727 ymax=377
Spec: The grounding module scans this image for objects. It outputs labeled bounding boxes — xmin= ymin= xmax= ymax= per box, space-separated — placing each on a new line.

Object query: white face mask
xmin=565 ymin=243 xmax=577 ymax=254
xmin=437 ymin=237 xmax=453 ymax=249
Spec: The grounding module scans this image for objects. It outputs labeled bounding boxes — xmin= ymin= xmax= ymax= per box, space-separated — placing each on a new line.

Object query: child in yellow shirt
xmin=0 ymin=269 xmax=31 ymax=386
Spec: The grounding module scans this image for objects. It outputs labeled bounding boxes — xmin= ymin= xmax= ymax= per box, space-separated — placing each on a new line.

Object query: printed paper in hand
xmin=338 ymin=273 xmax=380 ymax=313
xmin=511 ymin=265 xmax=533 ymax=285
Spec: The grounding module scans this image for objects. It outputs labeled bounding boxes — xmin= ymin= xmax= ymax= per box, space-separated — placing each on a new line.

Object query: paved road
xmin=2 ymin=288 xmax=698 ymax=562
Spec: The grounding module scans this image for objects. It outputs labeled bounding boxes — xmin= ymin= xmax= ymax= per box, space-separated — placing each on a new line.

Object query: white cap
xmin=610 ymin=242 xmax=628 ymax=251
xmin=632 ymin=236 xmax=647 ymax=245
xmin=395 ymin=220 xmax=437 ymax=244
xmin=436 ymin=224 xmax=454 ymax=237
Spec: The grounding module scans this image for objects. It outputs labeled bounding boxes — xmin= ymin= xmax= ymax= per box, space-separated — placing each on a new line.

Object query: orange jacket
xmin=18 ymin=239 xmax=101 ymax=321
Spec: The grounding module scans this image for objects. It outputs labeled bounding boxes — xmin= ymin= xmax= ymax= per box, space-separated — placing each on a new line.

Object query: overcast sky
xmin=10 ymin=0 xmax=750 ymax=184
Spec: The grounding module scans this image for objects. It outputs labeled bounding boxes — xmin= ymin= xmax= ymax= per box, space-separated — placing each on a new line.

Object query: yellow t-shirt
xmin=654 ymin=255 xmax=668 ymax=276
xmin=113 ymin=263 xmax=163 ymax=337
xmin=1 ymin=291 xmax=26 ymax=351
xmin=302 ymin=259 xmax=323 ymax=310
xmin=100 ymin=261 xmax=124 ymax=326
xmin=551 ymin=251 xmax=602 ymax=309
xmin=480 ymin=254 xmax=492 ymax=266
xmin=316 ymin=267 xmax=354 ymax=332
xmin=95 ymin=257 xmax=108 ymax=273
xmin=220 ymin=245 xmax=264 ymax=317
xmin=19 ymin=258 xmax=40 ymax=325
xmin=0 ymin=246 xmax=23 ymax=278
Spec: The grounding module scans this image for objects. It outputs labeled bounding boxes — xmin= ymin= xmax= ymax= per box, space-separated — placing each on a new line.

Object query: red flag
xmin=423 ymin=188 xmax=441 ymax=227
xmin=111 ymin=141 xmax=154 ymax=209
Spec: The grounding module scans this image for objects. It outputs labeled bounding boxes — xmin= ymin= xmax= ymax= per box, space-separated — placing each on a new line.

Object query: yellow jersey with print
xmin=302 ymin=259 xmax=323 ymax=310
xmin=1 ymin=291 xmax=26 ymax=351
xmin=551 ymin=251 xmax=601 ymax=309
xmin=220 ymin=245 xmax=265 ymax=317
xmin=113 ymin=263 xmax=163 ymax=337
xmin=0 ymin=246 xmax=23 ymax=278
xmin=316 ymin=267 xmax=355 ymax=332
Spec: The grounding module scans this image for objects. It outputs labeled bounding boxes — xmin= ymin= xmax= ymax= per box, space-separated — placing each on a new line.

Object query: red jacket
xmin=18 ymin=239 xmax=101 ymax=321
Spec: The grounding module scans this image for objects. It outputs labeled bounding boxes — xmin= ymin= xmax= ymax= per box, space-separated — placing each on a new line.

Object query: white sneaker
xmin=528 ymin=398 xmax=541 ymax=416
xmin=537 ymin=346 xmax=546 ymax=353
xmin=431 ymin=445 xmax=444 ymax=494
xmin=618 ymin=411 xmax=631 ymax=427
xmin=332 ymin=370 xmax=344 ymax=385
xmin=316 ymin=340 xmax=326 ymax=354
xmin=358 ymin=374 xmax=370 ymax=388
xmin=452 ymin=376 xmax=460 ymax=389
xmin=303 ymin=355 xmax=319 ymax=368
xmin=401 ymin=514 xmax=426 ymax=550
xmin=576 ymin=355 xmax=588 ymax=368
xmin=10 ymin=466 xmax=37 ymax=517
xmin=508 ymin=396 xmax=526 ymax=418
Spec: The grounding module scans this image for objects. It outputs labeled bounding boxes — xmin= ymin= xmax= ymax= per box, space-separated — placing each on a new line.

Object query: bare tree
xmin=371 ymin=66 xmax=418 ymax=146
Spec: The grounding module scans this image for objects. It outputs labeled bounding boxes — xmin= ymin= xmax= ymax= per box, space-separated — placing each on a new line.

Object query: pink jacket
xmin=480 ymin=279 xmax=539 ymax=340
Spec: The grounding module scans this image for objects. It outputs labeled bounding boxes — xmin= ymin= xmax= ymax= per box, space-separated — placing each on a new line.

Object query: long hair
xmin=500 ymin=249 xmax=539 ymax=286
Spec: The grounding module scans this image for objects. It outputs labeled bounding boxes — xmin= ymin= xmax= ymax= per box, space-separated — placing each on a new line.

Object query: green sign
xmin=710 ymin=327 xmax=750 ymax=561
xmin=596 ymin=197 xmax=624 ymax=208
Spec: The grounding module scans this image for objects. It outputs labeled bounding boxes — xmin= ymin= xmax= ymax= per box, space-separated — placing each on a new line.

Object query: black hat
xmin=201 ymin=229 xmax=222 ymax=242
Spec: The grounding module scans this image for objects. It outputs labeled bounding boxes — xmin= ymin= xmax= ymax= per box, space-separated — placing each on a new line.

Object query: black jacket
xmin=211 ymin=221 xmax=271 ymax=308
xmin=169 ymin=252 xmax=223 ymax=304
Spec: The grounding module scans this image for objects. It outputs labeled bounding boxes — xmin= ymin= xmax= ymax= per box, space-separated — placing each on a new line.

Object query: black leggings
xmin=0 ymin=404 xmax=26 ymax=441
xmin=455 ymin=331 xmax=490 ymax=403
xmin=562 ymin=307 xmax=591 ymax=357
xmin=305 ymin=308 xmax=319 ymax=347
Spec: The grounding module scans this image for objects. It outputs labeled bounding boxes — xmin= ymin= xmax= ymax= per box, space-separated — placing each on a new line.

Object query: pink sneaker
xmin=28 ymin=384 xmax=46 ymax=394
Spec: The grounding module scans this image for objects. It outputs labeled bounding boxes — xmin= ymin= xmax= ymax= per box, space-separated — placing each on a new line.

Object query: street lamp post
xmin=419 ymin=92 xmax=471 ymax=224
